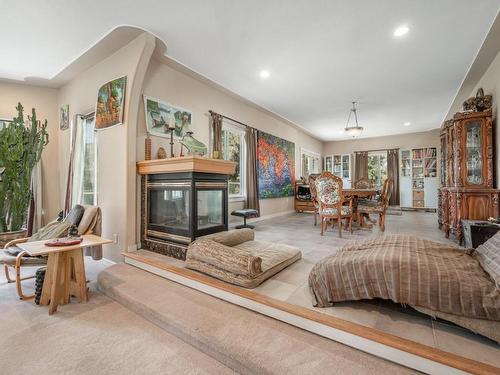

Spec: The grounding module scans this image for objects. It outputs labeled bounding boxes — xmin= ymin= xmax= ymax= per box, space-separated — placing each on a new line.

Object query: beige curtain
xmin=210 ymin=111 xmax=223 ymax=158
xmin=387 ymin=149 xmax=400 ymax=205
xmin=245 ymin=127 xmax=260 ymax=215
xmin=354 ymin=151 xmax=368 ymax=183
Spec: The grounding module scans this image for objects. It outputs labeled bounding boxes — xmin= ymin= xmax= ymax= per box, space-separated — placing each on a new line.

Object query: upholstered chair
xmin=357 ymin=177 xmax=393 ymax=231
xmin=315 ymin=171 xmax=353 ymax=237
xmin=308 ymin=173 xmax=320 ymax=226
xmin=353 ymin=177 xmax=372 ymax=189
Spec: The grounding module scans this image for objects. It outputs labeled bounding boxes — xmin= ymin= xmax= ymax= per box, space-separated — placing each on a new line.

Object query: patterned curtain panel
xmin=210 ymin=112 xmax=223 ymax=158
xmin=245 ymin=127 xmax=260 ymax=215
xmin=387 ymin=149 xmax=400 ymax=205
xmin=354 ymin=151 xmax=368 ymax=183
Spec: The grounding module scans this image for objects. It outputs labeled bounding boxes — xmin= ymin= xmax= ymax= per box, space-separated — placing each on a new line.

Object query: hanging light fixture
xmin=344 ymin=101 xmax=364 ymax=137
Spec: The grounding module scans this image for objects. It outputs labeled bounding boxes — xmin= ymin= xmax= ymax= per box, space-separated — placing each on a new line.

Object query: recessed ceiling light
xmin=393 ymin=25 xmax=409 ymax=37
xmin=404 ymin=122 xmax=411 ymax=126
xmin=259 ymin=70 xmax=270 ymax=79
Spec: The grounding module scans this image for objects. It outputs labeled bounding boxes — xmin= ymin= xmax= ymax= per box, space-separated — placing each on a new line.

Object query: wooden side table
xmin=16 ymin=235 xmax=112 ymax=314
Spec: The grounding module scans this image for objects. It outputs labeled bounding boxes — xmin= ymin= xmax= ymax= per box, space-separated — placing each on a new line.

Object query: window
xmin=301 ymin=149 xmax=320 ymax=179
xmin=71 ymin=115 xmax=97 ymax=206
xmin=221 ymin=121 xmax=246 ymax=198
xmin=367 ymin=151 xmax=387 ymax=189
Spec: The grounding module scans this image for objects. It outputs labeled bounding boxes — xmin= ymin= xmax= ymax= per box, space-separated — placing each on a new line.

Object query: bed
xmin=308 ymin=233 xmax=500 ymax=342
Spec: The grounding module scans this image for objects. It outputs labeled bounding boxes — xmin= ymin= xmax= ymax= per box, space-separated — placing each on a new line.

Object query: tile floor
xmin=139 ymin=210 xmax=500 ymax=368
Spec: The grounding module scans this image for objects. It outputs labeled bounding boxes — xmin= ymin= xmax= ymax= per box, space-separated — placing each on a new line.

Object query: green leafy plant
xmin=0 ymin=103 xmax=49 ymax=232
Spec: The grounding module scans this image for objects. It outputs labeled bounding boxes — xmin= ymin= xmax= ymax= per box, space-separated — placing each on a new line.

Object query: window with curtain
xmin=367 ymin=151 xmax=387 ymax=188
xmin=71 ymin=115 xmax=97 ymax=206
xmin=221 ymin=120 xmax=246 ymax=198
xmin=301 ymin=149 xmax=320 ymax=178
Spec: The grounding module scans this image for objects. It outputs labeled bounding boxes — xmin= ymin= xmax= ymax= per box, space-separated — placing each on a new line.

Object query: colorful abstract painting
xmin=95 ymin=76 xmax=127 ymax=129
xmin=144 ymin=96 xmax=192 ymax=139
xmin=257 ymin=131 xmax=295 ymax=199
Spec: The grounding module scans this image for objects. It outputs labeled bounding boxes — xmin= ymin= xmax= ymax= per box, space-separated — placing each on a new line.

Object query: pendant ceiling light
xmin=344 ymin=101 xmax=364 ymax=137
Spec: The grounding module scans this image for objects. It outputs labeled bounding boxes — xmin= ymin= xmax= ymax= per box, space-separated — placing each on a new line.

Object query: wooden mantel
xmin=137 ymin=155 xmax=236 ymax=175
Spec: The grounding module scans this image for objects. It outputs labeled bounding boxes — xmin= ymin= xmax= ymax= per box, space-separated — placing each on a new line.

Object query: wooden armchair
xmin=357 ymin=177 xmax=393 ymax=231
xmin=315 ymin=171 xmax=353 ymax=237
xmin=308 ymin=174 xmax=320 ymax=226
xmin=1 ymin=205 xmax=98 ymax=300
xmin=353 ymin=177 xmax=373 ymax=189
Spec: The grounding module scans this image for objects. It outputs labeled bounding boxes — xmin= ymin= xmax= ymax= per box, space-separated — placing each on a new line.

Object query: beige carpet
xmin=0 ymin=264 xmax=235 ymax=375
xmin=98 ymin=263 xmax=417 ymax=375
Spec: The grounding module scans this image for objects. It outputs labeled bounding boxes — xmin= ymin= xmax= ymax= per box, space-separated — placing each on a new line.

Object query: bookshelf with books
xmin=400 ymin=147 xmax=438 ymax=210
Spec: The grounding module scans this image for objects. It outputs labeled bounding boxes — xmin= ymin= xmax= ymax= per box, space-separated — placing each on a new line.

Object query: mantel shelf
xmin=137 ymin=155 xmax=236 ymax=175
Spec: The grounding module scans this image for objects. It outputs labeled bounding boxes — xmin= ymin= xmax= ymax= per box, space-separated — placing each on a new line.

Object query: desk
xmin=17 ymin=235 xmax=112 ymax=314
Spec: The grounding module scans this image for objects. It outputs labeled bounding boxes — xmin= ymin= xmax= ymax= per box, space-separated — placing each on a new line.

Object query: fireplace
xmin=138 ymin=156 xmax=236 ymax=259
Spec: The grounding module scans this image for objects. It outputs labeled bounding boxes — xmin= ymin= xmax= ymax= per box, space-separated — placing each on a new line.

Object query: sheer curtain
xmin=66 ymin=114 xmax=97 ymax=210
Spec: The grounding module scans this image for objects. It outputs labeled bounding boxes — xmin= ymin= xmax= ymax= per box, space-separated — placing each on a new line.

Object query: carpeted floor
xmin=0 ymin=261 xmax=236 ymax=375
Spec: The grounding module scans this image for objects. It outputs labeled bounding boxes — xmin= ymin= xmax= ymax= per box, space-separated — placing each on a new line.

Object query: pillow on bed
xmin=475 ymin=231 xmax=500 ymax=287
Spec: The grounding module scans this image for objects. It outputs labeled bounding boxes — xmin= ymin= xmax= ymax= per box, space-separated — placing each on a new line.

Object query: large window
xmin=368 ymin=151 xmax=387 ymax=189
xmin=71 ymin=115 xmax=97 ymax=206
xmin=301 ymin=149 xmax=320 ymax=179
xmin=221 ymin=121 xmax=246 ymax=198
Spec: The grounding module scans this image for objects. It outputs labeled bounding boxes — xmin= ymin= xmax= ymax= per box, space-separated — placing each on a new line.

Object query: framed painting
xmin=144 ymin=96 xmax=192 ymax=139
xmin=60 ymin=104 xmax=69 ymax=130
xmin=257 ymin=131 xmax=295 ymax=199
xmin=95 ymin=76 xmax=127 ymax=130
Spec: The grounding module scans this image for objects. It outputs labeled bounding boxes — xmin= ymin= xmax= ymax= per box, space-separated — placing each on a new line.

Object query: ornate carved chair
xmin=353 ymin=177 xmax=372 ymax=189
xmin=315 ymin=171 xmax=353 ymax=237
xmin=308 ymin=174 xmax=320 ymax=226
xmin=357 ymin=178 xmax=393 ymax=231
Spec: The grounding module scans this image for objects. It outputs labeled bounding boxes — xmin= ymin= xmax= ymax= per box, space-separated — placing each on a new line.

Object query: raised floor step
xmin=98 ymin=263 xmax=415 ymax=375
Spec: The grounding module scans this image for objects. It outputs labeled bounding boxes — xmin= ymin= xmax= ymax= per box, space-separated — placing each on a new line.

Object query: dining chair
xmin=353 ymin=177 xmax=373 ymax=189
xmin=315 ymin=171 xmax=353 ymax=237
xmin=357 ymin=177 xmax=393 ymax=231
xmin=308 ymin=174 xmax=320 ymax=226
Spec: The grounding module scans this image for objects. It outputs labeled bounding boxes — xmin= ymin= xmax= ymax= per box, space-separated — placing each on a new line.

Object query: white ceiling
xmin=1 ymin=0 xmax=499 ymax=140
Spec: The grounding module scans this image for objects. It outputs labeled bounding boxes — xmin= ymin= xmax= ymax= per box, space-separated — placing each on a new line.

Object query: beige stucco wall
xmin=0 ymin=81 xmax=60 ymax=224
xmin=57 ymin=33 xmax=155 ymax=262
xmin=323 ymin=129 xmax=440 ymax=155
xmin=469 ymin=49 xmax=500 ymax=188
xmin=139 ymin=58 xmax=323 ymax=219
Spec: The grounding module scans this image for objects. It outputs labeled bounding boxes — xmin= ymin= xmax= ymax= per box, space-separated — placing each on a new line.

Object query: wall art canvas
xmin=144 ymin=96 xmax=192 ymax=139
xmin=95 ymin=76 xmax=127 ymax=129
xmin=257 ymin=131 xmax=295 ymax=199
xmin=59 ymin=104 xmax=69 ymax=130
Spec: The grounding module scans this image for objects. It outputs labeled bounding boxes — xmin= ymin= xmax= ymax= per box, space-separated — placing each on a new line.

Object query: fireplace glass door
xmin=148 ymin=182 xmax=191 ymax=238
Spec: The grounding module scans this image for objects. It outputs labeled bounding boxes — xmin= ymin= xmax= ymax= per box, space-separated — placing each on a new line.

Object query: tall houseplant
xmin=0 ymin=103 xmax=49 ymax=236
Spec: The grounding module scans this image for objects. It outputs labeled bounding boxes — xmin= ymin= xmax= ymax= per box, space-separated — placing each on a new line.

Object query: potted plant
xmin=0 ymin=103 xmax=49 ymax=246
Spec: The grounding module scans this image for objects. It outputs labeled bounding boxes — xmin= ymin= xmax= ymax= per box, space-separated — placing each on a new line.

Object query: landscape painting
xmin=144 ymin=96 xmax=192 ymax=139
xmin=257 ymin=131 xmax=295 ymax=199
xmin=59 ymin=104 xmax=69 ymax=130
xmin=95 ymin=76 xmax=127 ymax=129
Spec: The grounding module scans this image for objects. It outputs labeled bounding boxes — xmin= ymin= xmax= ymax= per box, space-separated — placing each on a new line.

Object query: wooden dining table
xmin=343 ymin=188 xmax=378 ymax=227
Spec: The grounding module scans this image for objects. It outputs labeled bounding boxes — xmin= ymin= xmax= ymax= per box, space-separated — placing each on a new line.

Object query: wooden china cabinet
xmin=438 ymin=109 xmax=500 ymax=243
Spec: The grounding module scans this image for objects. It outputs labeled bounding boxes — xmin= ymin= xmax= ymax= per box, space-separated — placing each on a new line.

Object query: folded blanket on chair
xmin=188 ymin=238 xmax=262 ymax=277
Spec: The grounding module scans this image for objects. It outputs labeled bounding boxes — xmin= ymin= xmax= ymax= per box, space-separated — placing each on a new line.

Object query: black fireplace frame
xmin=141 ymin=172 xmax=229 ymax=259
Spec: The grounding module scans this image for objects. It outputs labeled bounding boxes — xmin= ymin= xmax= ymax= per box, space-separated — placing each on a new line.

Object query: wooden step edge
xmin=122 ymin=251 xmax=500 ymax=375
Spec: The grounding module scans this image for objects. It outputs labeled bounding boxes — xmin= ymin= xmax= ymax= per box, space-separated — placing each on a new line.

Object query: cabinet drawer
xmin=413 ymin=190 xmax=424 ymax=200
xmin=413 ymin=200 xmax=425 ymax=208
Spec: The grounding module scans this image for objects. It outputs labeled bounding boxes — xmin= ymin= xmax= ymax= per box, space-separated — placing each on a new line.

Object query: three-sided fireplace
xmin=138 ymin=156 xmax=236 ymax=259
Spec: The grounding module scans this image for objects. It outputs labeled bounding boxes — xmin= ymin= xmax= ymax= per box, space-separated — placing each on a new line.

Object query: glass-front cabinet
xmin=324 ymin=154 xmax=351 ymax=188
xmin=465 ymin=120 xmax=483 ymax=185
